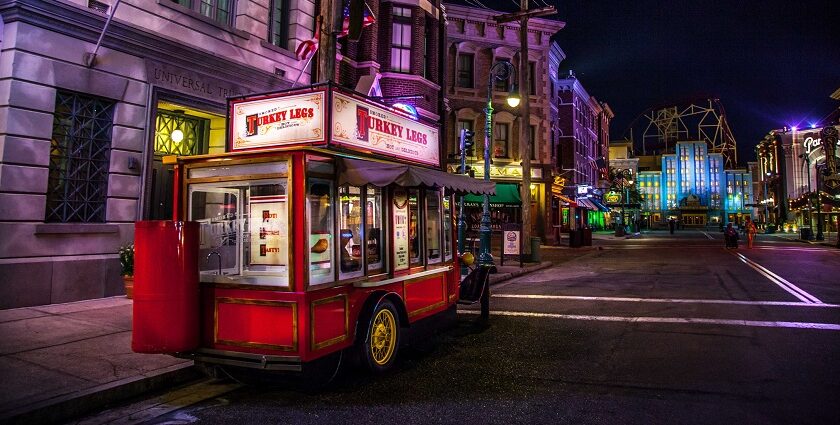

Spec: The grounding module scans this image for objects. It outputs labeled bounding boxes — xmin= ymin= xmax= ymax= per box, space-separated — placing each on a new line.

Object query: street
xmin=115 ymin=231 xmax=840 ymax=425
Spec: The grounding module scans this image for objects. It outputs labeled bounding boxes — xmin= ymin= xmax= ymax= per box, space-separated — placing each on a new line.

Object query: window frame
xmin=457 ymin=53 xmax=474 ymax=88
xmin=170 ymin=0 xmax=233 ymax=26
xmin=493 ymin=122 xmax=510 ymax=159
xmin=390 ymin=6 xmax=413 ymax=73
xmin=46 ymin=90 xmax=115 ymax=223
xmin=268 ymin=0 xmax=290 ymax=49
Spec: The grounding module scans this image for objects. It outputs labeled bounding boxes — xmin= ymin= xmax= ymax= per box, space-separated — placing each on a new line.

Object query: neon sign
xmin=803 ymin=136 xmax=840 ymax=154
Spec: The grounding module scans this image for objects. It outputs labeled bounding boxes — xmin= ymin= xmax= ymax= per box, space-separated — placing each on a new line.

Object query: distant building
xmin=549 ymin=62 xmax=614 ymax=235
xmin=624 ymin=141 xmax=754 ymax=228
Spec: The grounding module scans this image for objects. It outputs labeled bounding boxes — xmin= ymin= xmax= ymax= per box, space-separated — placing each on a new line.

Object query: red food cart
xmin=132 ymin=83 xmax=494 ymax=375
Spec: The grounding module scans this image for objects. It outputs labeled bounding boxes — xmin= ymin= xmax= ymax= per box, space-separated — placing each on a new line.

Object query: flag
xmin=338 ymin=1 xmax=376 ymax=40
xmin=295 ymin=26 xmax=320 ymax=61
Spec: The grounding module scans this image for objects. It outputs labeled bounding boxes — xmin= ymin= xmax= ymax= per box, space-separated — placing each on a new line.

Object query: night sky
xmin=462 ymin=1 xmax=840 ymax=164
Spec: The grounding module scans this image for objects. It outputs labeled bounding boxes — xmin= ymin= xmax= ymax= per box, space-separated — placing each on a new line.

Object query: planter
xmin=123 ymin=275 xmax=134 ymax=299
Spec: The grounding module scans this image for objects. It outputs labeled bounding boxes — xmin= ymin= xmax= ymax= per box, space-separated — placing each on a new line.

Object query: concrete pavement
xmin=0 ymin=260 xmax=556 ymax=424
xmin=0 ymin=297 xmax=199 ymax=424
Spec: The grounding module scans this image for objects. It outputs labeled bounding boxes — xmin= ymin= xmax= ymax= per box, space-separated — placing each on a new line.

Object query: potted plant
xmin=119 ymin=243 xmax=135 ymax=299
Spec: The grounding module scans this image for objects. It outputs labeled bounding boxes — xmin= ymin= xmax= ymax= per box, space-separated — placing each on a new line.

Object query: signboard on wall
xmin=503 ymin=229 xmax=521 ymax=255
xmin=393 ymin=189 xmax=410 ymax=271
xmin=332 ymin=92 xmax=439 ymax=166
xmin=249 ymin=197 xmax=287 ymax=266
xmin=229 ymin=91 xmax=326 ymax=151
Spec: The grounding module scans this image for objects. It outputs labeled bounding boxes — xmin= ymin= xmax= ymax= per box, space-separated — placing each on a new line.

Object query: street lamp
xmin=479 ymin=60 xmax=519 ymax=267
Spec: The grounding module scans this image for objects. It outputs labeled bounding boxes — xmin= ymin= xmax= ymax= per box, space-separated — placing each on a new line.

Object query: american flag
xmin=295 ymin=2 xmax=376 ymax=61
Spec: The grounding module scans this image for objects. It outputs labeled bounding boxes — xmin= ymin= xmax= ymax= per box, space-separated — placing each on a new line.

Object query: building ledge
xmin=35 ymin=224 xmax=120 ymax=235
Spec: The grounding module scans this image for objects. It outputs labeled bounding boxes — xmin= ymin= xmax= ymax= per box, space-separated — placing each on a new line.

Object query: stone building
xmin=0 ymin=0 xmax=315 ymax=308
xmin=443 ymin=2 xmax=564 ymax=240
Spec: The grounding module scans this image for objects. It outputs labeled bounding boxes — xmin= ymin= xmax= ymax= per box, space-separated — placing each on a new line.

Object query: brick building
xmin=0 ymin=0 xmax=314 ymax=308
xmin=549 ymin=56 xmax=614 ymax=235
xmin=443 ymin=2 xmax=564 ymax=240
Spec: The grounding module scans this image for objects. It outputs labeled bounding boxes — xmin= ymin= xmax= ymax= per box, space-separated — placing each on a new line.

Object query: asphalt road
xmin=138 ymin=231 xmax=840 ymax=425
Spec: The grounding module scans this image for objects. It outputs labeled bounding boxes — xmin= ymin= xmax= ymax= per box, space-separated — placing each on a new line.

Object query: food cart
xmin=131 ymin=83 xmax=494 ymax=374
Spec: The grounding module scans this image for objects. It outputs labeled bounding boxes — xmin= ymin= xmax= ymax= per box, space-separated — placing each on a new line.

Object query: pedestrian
xmin=745 ymin=217 xmax=757 ymax=249
xmin=668 ymin=218 xmax=675 ymax=234
xmin=724 ymin=222 xmax=739 ymax=248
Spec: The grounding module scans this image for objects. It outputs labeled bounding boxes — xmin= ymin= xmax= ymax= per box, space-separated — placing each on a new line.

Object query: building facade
xmin=549 ymin=60 xmax=614 ymax=235
xmin=443 ymin=3 xmax=564 ymax=240
xmin=0 ymin=0 xmax=315 ymax=308
xmin=627 ymin=141 xmax=754 ymax=228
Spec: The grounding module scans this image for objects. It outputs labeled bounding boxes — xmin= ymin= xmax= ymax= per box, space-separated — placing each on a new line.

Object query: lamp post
xmin=479 ymin=60 xmax=520 ymax=267
xmin=799 ymin=153 xmax=813 ymax=239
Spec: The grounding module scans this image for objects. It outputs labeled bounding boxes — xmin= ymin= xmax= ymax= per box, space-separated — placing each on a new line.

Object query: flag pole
xmin=292 ymin=54 xmax=316 ymax=88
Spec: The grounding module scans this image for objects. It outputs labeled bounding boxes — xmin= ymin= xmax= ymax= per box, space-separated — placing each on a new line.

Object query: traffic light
xmin=457 ymin=164 xmax=473 ymax=175
xmin=459 ymin=128 xmax=475 ymax=157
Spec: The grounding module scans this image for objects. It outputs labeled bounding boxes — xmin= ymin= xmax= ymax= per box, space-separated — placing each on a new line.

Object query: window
xmin=530 ymin=125 xmax=537 ymax=160
xmin=154 ymin=111 xmax=207 ymax=156
xmin=457 ymin=54 xmax=474 ymax=88
xmin=493 ymin=123 xmax=509 ymax=158
xmin=269 ymin=0 xmax=290 ymax=49
xmin=307 ymin=161 xmax=334 ymax=285
xmin=391 ymin=6 xmax=412 ymax=73
xmin=425 ymin=191 xmax=442 ymax=264
xmin=529 ymin=62 xmax=537 ymax=95
xmin=170 ymin=0 xmax=232 ymax=25
xmin=47 ymin=91 xmax=114 ymax=223
xmin=366 ymin=186 xmax=385 ymax=274
xmin=494 ymin=59 xmax=510 ymax=92
xmin=338 ymin=185 xmax=363 ymax=279
xmin=408 ymin=189 xmax=422 ymax=266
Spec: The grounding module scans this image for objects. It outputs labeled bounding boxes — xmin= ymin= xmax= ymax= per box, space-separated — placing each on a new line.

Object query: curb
xmin=1 ymin=363 xmax=202 ymax=425
xmin=489 ymin=261 xmax=552 ymax=285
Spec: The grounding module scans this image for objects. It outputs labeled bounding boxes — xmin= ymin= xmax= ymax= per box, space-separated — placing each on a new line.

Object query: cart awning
xmin=338 ymin=158 xmax=496 ymax=195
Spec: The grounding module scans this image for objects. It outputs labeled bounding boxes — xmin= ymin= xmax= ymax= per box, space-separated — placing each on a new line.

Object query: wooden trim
xmin=310 ymin=294 xmax=350 ymax=351
xmin=214 ymin=297 xmax=298 ymax=351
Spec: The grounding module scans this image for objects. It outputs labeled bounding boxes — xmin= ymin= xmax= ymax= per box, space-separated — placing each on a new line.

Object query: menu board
xmin=331 ymin=92 xmax=439 ymax=166
xmin=229 ymin=91 xmax=326 ymax=151
xmin=249 ymin=197 xmax=287 ymax=266
xmin=393 ymin=189 xmax=409 ymax=271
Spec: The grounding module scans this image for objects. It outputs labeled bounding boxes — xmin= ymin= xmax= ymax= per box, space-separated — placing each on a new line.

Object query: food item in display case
xmin=311 ymin=238 xmax=329 ymax=253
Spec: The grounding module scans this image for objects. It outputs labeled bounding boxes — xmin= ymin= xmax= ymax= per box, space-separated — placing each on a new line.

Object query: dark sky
xmin=543 ymin=0 xmax=840 ymax=162
xmin=462 ymin=1 xmax=839 ymax=163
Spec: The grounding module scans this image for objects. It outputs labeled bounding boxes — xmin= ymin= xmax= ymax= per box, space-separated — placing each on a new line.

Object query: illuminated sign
xmin=605 ymin=191 xmax=621 ymax=204
xmin=332 ymin=92 xmax=439 ymax=166
xmin=453 ymin=165 xmax=542 ymax=180
xmin=577 ymin=185 xmax=590 ymax=195
xmin=230 ymin=91 xmax=326 ymax=151
xmin=803 ymin=135 xmax=840 ymax=154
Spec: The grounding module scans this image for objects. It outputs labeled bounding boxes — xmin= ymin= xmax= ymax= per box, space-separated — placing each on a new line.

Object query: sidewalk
xmin=0 ymin=262 xmax=554 ymax=424
xmin=0 ymin=297 xmax=199 ymax=425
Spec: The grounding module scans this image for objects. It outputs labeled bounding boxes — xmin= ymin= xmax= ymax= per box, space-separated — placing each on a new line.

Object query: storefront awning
xmin=338 ymin=158 xmax=496 ymax=195
xmin=576 ymin=197 xmax=597 ymax=210
xmin=462 ymin=183 xmax=521 ymax=205
xmin=590 ymin=198 xmax=610 ymax=212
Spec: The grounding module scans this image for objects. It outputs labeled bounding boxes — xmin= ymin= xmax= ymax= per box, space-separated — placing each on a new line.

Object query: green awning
xmin=463 ymin=183 xmax=521 ymax=206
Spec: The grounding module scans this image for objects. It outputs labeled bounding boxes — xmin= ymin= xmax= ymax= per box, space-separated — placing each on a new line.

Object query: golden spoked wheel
xmin=370 ymin=308 xmax=396 ymax=365
xmin=359 ymin=299 xmax=401 ymax=372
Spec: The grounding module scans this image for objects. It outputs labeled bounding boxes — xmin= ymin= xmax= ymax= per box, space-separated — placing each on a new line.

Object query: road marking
xmin=492 ymin=294 xmax=840 ymax=308
xmin=702 ymin=232 xmax=714 ymax=240
xmin=731 ymin=252 xmax=823 ymax=304
xmin=460 ymin=310 xmax=840 ymax=331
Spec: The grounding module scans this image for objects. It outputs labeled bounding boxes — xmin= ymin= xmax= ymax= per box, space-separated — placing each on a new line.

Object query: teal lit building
xmin=633 ymin=141 xmax=753 ymax=227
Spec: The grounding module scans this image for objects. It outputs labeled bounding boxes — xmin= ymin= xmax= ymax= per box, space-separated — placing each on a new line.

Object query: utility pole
xmin=317 ymin=0 xmax=343 ymax=83
xmin=495 ymin=2 xmax=555 ymax=258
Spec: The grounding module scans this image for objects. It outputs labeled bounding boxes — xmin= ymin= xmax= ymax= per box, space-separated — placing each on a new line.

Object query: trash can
xmin=582 ymin=228 xmax=592 ymax=246
xmin=569 ymin=230 xmax=582 ymax=248
xmin=800 ymin=227 xmax=813 ymax=240
xmin=530 ymin=237 xmax=541 ymax=262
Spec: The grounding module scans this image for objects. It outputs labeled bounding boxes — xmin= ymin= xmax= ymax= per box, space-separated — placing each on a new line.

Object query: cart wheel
xmin=359 ymin=299 xmax=400 ymax=372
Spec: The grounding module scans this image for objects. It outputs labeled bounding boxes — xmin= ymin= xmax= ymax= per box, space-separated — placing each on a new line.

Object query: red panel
xmin=215 ymin=299 xmax=297 ymax=351
xmin=312 ymin=297 xmax=347 ymax=349
xmin=404 ymin=275 xmax=445 ymax=319
xmin=292 ymin=153 xmax=306 ymax=291
xmin=132 ymin=221 xmax=200 ymax=353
